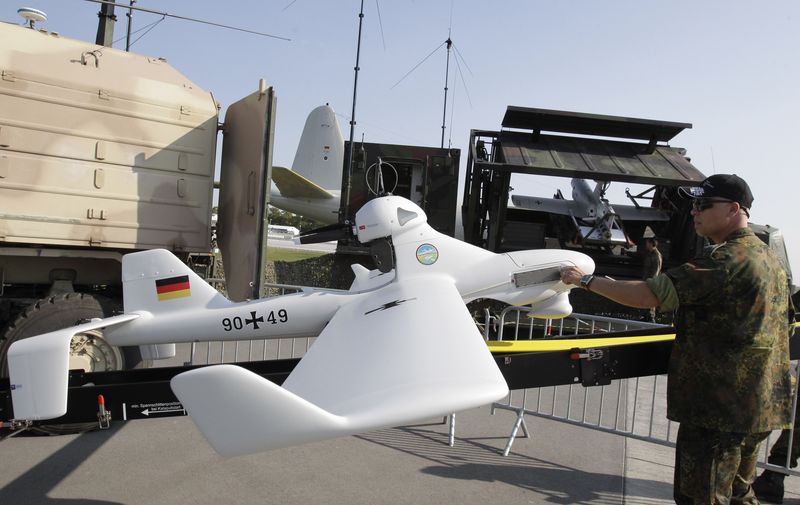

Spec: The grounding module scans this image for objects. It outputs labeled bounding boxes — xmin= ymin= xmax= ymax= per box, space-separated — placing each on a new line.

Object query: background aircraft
xmin=269 ymin=105 xmax=344 ymax=224
xmin=511 ymin=178 xmax=670 ymax=247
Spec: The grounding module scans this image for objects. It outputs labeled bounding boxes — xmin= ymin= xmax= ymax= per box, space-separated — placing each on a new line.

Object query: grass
xmin=266 ymin=247 xmax=328 ymax=262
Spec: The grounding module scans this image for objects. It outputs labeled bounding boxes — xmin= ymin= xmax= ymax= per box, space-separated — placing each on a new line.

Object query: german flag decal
xmin=155 ymin=275 xmax=191 ymax=301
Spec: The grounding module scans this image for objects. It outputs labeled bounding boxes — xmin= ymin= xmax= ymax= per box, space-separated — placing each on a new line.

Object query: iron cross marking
xmin=245 ymin=311 xmax=265 ymax=329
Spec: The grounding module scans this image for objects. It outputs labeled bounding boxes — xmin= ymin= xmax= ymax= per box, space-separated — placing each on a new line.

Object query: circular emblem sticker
xmin=416 ymin=243 xmax=439 ymax=265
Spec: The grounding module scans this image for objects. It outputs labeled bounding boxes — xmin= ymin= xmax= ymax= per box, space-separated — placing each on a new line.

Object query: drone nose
xmin=570 ymin=251 xmax=595 ymax=275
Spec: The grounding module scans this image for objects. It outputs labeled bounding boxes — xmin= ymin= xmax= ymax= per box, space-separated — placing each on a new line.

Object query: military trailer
xmin=0 ymin=20 xmax=276 ymax=375
xmin=341 ymin=141 xmax=460 ymax=239
xmin=461 ymin=106 xmax=794 ymax=318
xmin=462 ymin=106 xmax=793 ymax=280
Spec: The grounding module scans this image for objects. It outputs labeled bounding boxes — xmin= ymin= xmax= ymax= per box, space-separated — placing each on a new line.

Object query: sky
xmin=3 ymin=0 xmax=799 ymax=276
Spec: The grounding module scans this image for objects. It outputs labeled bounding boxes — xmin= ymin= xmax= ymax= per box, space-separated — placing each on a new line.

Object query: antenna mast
xmin=343 ymin=0 xmax=365 ymax=223
xmin=85 ymin=0 xmax=290 ymax=41
xmin=440 ymin=35 xmax=452 ymax=148
xmin=95 ymin=0 xmax=116 ymax=47
xmin=125 ymin=0 xmax=135 ymax=51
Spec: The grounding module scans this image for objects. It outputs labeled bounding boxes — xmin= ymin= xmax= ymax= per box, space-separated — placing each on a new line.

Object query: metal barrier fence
xmin=489 ymin=305 xmax=800 ymax=477
xmin=493 ymin=306 xmax=665 ymax=339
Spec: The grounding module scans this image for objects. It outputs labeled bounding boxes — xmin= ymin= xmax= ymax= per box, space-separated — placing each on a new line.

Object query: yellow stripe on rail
xmin=487 ymin=333 xmax=675 ymax=353
xmin=488 ymin=321 xmax=800 ymax=353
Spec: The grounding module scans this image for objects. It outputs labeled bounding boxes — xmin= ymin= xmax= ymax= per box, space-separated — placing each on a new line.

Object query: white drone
xmin=9 ymin=195 xmax=594 ymax=456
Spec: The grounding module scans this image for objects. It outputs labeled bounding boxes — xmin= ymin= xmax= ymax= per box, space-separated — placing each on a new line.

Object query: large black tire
xmin=0 ymin=293 xmax=151 ymax=434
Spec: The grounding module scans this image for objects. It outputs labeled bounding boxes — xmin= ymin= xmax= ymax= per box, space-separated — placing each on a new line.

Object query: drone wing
xmin=8 ymin=314 xmax=140 ymax=420
xmin=171 ymin=276 xmax=507 ymax=456
xmin=511 ymin=194 xmax=575 ymax=215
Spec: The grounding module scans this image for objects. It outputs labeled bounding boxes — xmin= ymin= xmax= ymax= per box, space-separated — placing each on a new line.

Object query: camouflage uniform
xmin=674 ymin=426 xmax=770 ymax=504
xmin=646 ymin=227 xmax=794 ymax=504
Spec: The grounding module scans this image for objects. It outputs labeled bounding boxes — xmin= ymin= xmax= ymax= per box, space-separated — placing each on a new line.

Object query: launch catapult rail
xmin=2 ymin=324 xmax=797 ymax=431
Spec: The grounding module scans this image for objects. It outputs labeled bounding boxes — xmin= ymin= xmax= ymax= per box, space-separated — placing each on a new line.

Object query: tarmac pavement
xmin=2 ymin=399 xmax=800 ymax=504
xmin=3 ymin=349 xmax=799 ymax=505
xmin=1 ymin=406 xmax=622 ymax=505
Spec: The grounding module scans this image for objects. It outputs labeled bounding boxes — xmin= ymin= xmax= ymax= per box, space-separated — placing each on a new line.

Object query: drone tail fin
xmin=121 ymin=249 xmax=227 ymax=316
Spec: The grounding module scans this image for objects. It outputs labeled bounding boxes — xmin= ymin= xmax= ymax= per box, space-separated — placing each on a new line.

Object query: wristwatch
xmin=579 ymin=274 xmax=595 ymax=291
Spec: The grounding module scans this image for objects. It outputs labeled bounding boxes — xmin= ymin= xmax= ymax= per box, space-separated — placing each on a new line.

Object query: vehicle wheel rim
xmin=68 ymin=329 xmax=125 ymax=372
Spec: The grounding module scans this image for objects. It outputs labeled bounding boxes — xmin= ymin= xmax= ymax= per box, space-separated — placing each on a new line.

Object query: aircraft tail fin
xmin=272 ymin=166 xmax=336 ymax=200
xmin=8 ymin=314 xmax=139 ymax=420
xmin=121 ymin=249 xmax=228 ymax=315
xmin=171 ymin=364 xmax=346 ymax=456
xmin=290 ymin=104 xmax=344 ymax=191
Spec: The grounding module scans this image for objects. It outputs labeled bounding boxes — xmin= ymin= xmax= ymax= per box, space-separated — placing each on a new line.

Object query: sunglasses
xmin=692 ymin=198 xmax=734 ymax=212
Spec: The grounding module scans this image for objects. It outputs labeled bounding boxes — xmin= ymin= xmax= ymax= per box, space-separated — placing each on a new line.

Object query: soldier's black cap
xmin=682 ymin=174 xmax=754 ymax=210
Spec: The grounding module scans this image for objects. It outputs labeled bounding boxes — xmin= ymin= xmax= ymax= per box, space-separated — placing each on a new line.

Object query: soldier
xmin=561 ymin=174 xmax=794 ymax=504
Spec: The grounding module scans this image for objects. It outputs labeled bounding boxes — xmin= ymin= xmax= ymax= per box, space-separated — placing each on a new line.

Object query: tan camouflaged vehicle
xmin=0 ymin=20 xmax=275 ymax=377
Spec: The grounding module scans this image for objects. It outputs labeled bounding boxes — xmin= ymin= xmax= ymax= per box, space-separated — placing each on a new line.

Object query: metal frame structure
xmin=461 ymin=107 xmax=704 ymax=254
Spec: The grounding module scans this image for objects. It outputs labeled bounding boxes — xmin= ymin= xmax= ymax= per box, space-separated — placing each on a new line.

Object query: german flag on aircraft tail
xmin=156 ymin=275 xmax=191 ymax=301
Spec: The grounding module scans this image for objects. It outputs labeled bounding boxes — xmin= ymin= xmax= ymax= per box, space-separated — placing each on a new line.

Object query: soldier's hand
xmin=560 ymin=266 xmax=585 ymax=287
